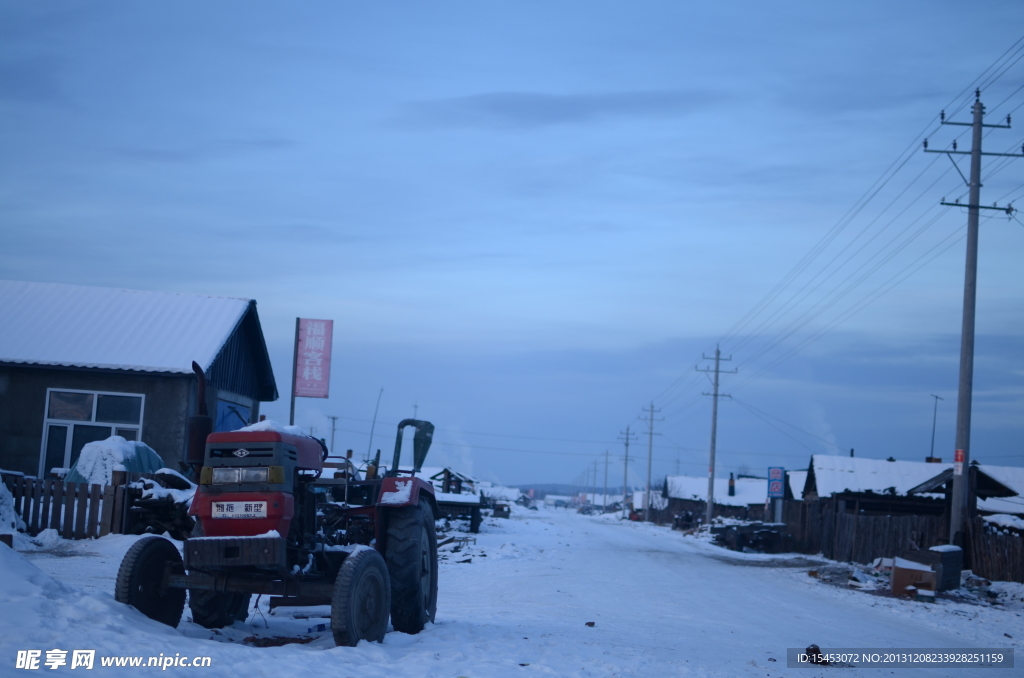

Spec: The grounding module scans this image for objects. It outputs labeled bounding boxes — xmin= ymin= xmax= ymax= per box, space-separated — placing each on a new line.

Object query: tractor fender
xmin=377 ymin=476 xmax=438 ymax=518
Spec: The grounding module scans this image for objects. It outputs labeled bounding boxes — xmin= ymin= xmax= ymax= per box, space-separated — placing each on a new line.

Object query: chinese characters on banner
xmin=293 ymin=318 xmax=333 ymax=398
xmin=767 ymin=466 xmax=785 ymax=498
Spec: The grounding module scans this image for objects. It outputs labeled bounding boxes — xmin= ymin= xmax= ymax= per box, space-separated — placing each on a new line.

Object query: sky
xmin=2 ymin=1 xmax=1024 ymax=487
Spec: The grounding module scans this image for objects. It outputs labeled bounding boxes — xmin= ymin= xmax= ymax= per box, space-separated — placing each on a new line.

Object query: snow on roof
xmin=787 ymin=471 xmax=808 ymax=499
xmin=480 ymin=485 xmax=523 ymax=501
xmin=0 ymin=280 xmax=252 ymax=373
xmin=977 ymin=464 xmax=1024 ymax=515
xmin=665 ymin=475 xmax=766 ymax=507
xmin=807 ymin=455 xmax=952 ymax=498
xmin=631 ymin=489 xmax=668 ymax=511
xmin=583 ymin=492 xmax=623 ymax=507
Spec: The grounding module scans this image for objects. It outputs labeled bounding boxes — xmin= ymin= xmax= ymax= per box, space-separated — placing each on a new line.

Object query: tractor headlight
xmin=211 ymin=467 xmax=240 ymax=484
xmin=240 ymin=467 xmax=269 ymax=483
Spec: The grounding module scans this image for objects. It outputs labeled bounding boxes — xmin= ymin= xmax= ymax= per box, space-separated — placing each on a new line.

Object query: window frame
xmin=38 ymin=387 xmax=146 ymax=478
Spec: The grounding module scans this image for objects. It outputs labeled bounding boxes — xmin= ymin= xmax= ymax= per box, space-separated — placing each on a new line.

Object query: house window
xmin=39 ymin=388 xmax=145 ymax=477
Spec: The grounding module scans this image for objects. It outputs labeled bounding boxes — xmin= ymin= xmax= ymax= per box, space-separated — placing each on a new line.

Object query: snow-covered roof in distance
xmin=0 ymin=280 xmax=252 ymax=373
xmin=787 ymin=471 xmax=808 ymax=499
xmin=583 ymin=492 xmax=623 ymax=507
xmin=479 ymin=485 xmax=522 ymax=501
xmin=665 ymin=475 xmax=766 ymax=507
xmin=420 ymin=466 xmax=477 ymax=484
xmin=977 ymin=464 xmax=1024 ymax=515
xmin=807 ymin=455 xmax=951 ymax=498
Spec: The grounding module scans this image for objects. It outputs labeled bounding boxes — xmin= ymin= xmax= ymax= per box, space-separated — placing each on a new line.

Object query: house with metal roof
xmin=802 ymin=454 xmax=955 ymax=499
xmin=801 ymin=454 xmax=953 ymax=517
xmin=663 ymin=474 xmax=770 ymax=521
xmin=0 ymin=280 xmax=278 ymax=478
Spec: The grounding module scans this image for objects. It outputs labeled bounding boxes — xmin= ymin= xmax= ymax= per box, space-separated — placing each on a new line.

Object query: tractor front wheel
xmin=114 ymin=536 xmax=186 ymax=628
xmin=386 ymin=498 xmax=438 ymax=634
xmin=331 ymin=548 xmax=391 ymax=646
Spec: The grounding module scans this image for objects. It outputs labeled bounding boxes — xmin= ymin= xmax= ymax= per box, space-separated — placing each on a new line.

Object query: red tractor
xmin=115 ymin=391 xmax=439 ymax=646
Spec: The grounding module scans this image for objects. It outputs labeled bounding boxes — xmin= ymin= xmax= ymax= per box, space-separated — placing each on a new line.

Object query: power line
xmin=731 ymin=397 xmax=845 ymax=452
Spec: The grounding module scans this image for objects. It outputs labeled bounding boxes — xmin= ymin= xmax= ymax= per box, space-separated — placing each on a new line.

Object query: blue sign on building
xmin=767 ymin=466 xmax=785 ymax=498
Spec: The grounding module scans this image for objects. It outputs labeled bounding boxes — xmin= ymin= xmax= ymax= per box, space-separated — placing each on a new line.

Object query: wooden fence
xmin=966 ymin=518 xmax=1024 ymax=584
xmin=2 ymin=472 xmax=147 ymax=540
xmin=783 ymin=499 xmax=946 ymax=565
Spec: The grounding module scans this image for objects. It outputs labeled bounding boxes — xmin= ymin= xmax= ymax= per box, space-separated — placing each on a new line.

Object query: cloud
xmin=396 ymin=89 xmax=728 ymax=130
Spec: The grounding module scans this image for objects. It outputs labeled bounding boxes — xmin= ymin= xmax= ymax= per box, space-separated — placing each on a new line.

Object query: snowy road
xmin=4 ymin=506 xmax=1022 ymax=676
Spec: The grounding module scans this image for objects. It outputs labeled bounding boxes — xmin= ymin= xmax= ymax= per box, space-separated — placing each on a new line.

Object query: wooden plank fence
xmin=2 ymin=472 xmax=150 ymax=540
xmin=966 ymin=518 xmax=1024 ymax=584
xmin=783 ymin=499 xmax=946 ymax=565
xmin=783 ymin=499 xmax=1024 ymax=584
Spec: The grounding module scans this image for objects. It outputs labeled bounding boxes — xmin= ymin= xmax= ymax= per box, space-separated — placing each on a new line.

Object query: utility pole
xmin=697 ymin=345 xmax=735 ymax=526
xmin=924 ymin=90 xmax=1021 ymax=545
xmin=413 ymin=401 xmax=418 ymax=419
xmin=592 ymin=459 xmax=599 ymax=505
xmin=327 ymin=415 xmax=339 ymax=455
xmin=366 ymin=388 xmax=384 ymax=463
xmin=929 ymin=394 xmax=943 ymax=460
xmin=640 ymin=402 xmax=662 ymax=522
xmin=603 ymin=449 xmax=609 ymax=511
xmin=619 ymin=426 xmax=637 ymax=518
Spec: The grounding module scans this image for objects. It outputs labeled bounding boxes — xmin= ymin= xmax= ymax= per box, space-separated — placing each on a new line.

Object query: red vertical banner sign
xmin=289 ymin=318 xmax=334 ymax=425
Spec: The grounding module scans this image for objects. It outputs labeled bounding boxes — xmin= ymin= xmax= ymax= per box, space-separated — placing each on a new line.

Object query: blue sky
xmin=2 ymin=1 xmax=1023 ymax=486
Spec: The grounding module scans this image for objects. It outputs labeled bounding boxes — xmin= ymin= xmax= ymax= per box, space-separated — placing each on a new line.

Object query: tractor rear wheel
xmin=188 ymin=590 xmax=251 ymax=628
xmin=331 ymin=548 xmax=390 ymax=646
xmin=114 ymin=536 xmax=186 ymax=628
xmin=385 ymin=498 xmax=438 ymax=634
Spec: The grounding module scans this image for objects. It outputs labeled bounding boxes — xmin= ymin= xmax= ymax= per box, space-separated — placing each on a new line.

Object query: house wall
xmin=0 ymin=363 xmax=192 ymax=476
xmin=666 ymin=497 xmax=766 ymax=521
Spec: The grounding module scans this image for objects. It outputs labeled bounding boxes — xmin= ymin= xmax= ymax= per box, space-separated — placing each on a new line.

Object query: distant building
xmin=663 ymin=475 xmax=768 ymax=520
xmin=0 ymin=281 xmax=278 ymax=477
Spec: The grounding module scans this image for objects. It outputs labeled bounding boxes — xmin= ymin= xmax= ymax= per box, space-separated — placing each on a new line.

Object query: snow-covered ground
xmin=2 ymin=506 xmax=1022 ymax=676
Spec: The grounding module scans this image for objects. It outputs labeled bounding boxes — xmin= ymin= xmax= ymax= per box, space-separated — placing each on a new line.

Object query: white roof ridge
xmin=0 ymin=280 xmax=254 ymax=374
xmin=0 ymin=279 xmax=253 ymax=303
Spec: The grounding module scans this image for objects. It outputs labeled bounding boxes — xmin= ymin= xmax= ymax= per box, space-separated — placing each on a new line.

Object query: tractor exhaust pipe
xmin=186 ymin=361 xmax=213 ymax=471
xmin=389 ymin=419 xmax=434 ymax=476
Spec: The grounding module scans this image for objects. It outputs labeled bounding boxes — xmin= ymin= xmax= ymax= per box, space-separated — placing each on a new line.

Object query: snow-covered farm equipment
xmin=115 ymin=396 xmax=439 ymax=646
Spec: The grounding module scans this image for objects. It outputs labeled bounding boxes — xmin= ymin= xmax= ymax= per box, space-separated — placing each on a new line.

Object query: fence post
xmin=99 ymin=485 xmax=115 ymax=537
xmin=61 ymin=483 xmax=76 ymax=539
xmin=74 ymin=484 xmax=88 ymax=539
xmin=39 ymin=479 xmax=54 ymax=535
xmin=49 ymin=481 xmax=64 ymax=531
xmin=87 ymin=484 xmax=102 ymax=539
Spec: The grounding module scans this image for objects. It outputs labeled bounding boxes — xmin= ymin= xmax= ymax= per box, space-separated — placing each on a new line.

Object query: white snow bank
xmin=0 ymin=541 xmax=182 ymax=656
xmin=236 ymin=420 xmax=306 ymax=436
xmin=983 ymin=513 xmax=1024 ymax=530
xmin=1 ymin=479 xmax=25 ymax=533
xmin=13 ymin=528 xmax=65 ymax=551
